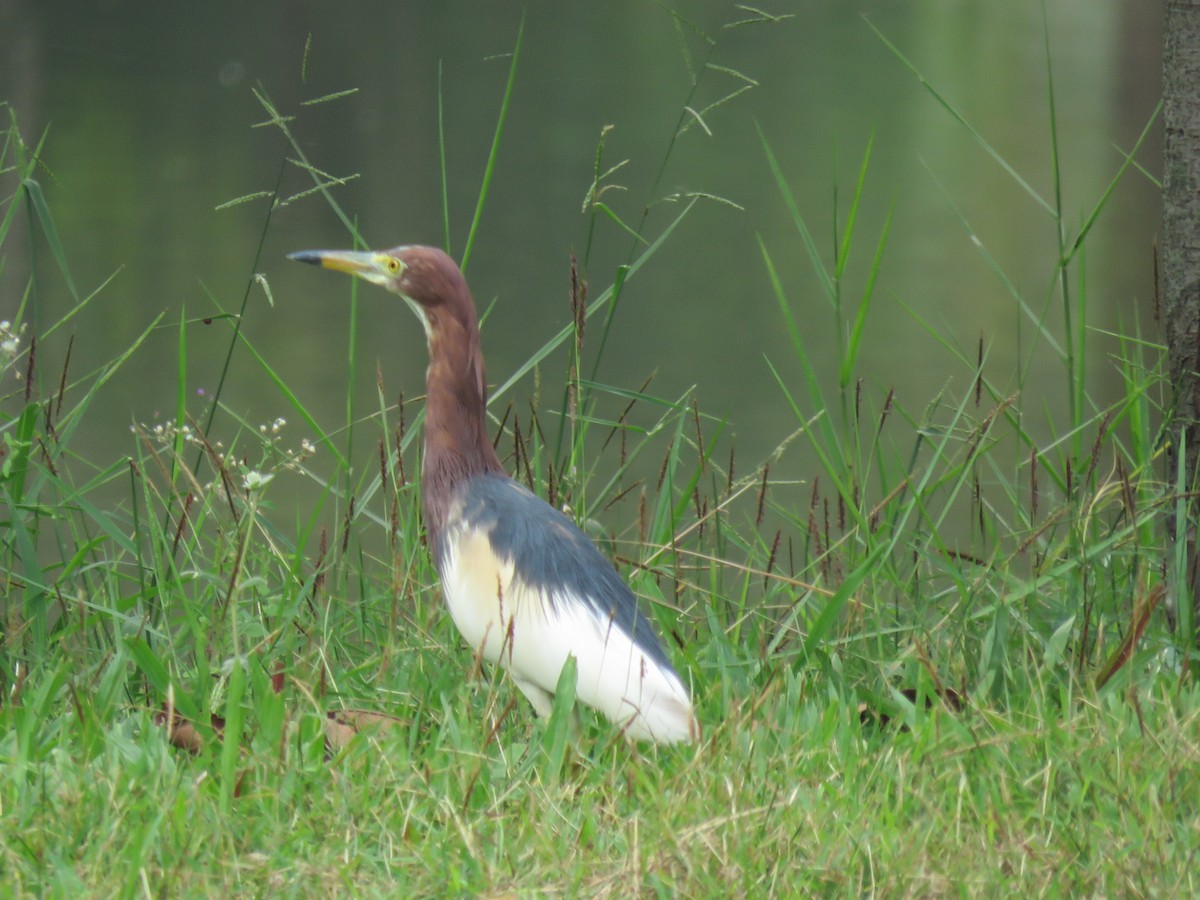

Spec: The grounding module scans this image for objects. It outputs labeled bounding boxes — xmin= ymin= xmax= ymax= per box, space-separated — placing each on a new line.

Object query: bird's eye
xmin=385 ymin=257 xmax=402 ymax=274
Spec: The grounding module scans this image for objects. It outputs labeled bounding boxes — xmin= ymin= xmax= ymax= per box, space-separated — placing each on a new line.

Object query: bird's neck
xmin=420 ymin=324 xmax=503 ymax=557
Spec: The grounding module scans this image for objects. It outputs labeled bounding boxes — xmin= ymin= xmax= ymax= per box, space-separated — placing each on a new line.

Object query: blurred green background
xmin=1 ymin=1 xmax=1163 ymax=489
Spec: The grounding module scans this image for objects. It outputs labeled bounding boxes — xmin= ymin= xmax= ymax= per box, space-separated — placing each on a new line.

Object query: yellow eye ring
xmin=385 ymin=257 xmax=402 ymax=274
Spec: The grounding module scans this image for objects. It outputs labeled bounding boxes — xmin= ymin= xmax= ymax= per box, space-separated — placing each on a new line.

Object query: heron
xmin=288 ymin=244 xmax=698 ymax=744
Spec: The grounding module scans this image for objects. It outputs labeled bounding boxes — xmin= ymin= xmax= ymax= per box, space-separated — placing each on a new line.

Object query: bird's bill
xmin=286 ymin=249 xmax=394 ymax=287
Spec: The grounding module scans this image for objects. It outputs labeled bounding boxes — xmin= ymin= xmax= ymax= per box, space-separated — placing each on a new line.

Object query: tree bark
xmin=1162 ymin=0 xmax=1200 ymax=636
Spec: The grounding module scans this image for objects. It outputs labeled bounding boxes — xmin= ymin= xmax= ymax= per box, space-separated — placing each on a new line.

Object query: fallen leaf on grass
xmin=154 ymin=702 xmax=404 ymax=758
xmin=322 ymin=708 xmax=406 ymax=753
xmin=154 ymin=703 xmax=225 ymax=753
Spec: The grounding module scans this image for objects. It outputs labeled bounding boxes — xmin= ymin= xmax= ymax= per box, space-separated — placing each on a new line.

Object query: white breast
xmin=439 ymin=525 xmax=697 ymax=744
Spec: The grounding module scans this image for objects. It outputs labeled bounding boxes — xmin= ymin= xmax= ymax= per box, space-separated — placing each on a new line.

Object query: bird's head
xmin=287 ymin=244 xmax=475 ymax=341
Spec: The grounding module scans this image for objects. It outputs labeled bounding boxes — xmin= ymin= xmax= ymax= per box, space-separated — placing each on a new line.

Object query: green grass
xmin=2 ymin=14 xmax=1197 ymax=897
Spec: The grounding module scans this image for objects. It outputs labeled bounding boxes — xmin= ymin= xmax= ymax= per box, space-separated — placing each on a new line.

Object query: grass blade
xmin=23 ymin=178 xmax=80 ymax=302
xmin=461 ymin=15 xmax=524 ymax=272
xmin=864 ymin=16 xmax=1055 ymax=217
xmin=542 ymin=654 xmax=577 ymax=780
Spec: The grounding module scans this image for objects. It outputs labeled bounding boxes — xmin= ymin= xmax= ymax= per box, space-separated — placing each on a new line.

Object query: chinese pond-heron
xmin=288 ymin=245 xmax=698 ymax=744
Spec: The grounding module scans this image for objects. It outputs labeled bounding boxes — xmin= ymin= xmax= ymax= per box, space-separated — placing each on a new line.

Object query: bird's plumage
xmin=439 ymin=472 xmax=695 ymax=743
xmin=288 ymin=244 xmax=698 ymax=744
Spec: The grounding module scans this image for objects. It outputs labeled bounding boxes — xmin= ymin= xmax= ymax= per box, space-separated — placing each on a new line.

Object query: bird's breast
xmin=438 ymin=524 xmax=521 ymax=663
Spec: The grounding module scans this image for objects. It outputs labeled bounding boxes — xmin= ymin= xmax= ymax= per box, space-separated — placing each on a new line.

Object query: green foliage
xmin=0 ymin=12 xmax=1194 ymax=896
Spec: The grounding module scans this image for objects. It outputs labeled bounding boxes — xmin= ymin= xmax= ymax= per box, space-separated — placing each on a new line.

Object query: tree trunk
xmin=1162 ymin=1 xmax=1200 ymax=637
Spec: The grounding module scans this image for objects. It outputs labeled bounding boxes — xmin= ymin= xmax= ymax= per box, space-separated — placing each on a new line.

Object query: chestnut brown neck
xmin=420 ymin=306 xmax=503 ymax=554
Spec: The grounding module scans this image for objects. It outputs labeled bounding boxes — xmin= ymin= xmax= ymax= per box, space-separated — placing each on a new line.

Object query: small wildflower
xmin=0 ymin=320 xmax=28 ymax=367
xmin=242 ymin=470 xmax=274 ymax=491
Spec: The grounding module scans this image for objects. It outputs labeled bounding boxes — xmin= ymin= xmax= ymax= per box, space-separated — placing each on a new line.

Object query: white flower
xmin=242 ymin=470 xmax=274 ymax=491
